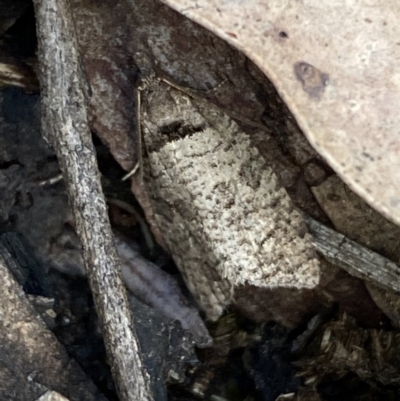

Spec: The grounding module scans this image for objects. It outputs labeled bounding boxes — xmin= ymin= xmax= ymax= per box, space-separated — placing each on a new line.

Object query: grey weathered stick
xmin=0 ymin=252 xmax=108 ymax=401
xmin=33 ymin=0 xmax=153 ymax=400
xmin=306 ymin=216 xmax=400 ymax=292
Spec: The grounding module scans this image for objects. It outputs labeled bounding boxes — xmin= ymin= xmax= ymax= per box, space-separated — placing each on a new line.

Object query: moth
xmin=132 ymin=66 xmax=320 ymax=321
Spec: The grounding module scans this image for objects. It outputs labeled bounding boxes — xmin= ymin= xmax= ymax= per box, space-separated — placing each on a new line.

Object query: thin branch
xmin=0 ymin=246 xmax=107 ymax=401
xmin=306 ymin=216 xmax=400 ymax=292
xmin=33 ymin=0 xmax=154 ymax=399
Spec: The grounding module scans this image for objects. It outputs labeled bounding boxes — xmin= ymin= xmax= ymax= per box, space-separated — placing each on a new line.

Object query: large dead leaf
xmin=161 ymin=0 xmax=400 ymax=226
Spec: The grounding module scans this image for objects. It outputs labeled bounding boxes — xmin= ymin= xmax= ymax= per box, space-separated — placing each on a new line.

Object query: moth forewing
xmin=140 ymin=78 xmax=320 ymax=321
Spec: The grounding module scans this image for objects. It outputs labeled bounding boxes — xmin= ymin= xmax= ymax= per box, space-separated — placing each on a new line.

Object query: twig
xmin=33 ymin=0 xmax=154 ymax=399
xmin=0 ymin=245 xmax=107 ymax=401
xmin=306 ymin=216 xmax=400 ymax=292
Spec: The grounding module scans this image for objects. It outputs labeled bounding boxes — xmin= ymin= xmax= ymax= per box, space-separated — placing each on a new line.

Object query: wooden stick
xmin=33 ymin=0 xmax=154 ymax=399
xmin=0 ymin=248 xmax=107 ymax=401
xmin=306 ymin=216 xmax=400 ymax=292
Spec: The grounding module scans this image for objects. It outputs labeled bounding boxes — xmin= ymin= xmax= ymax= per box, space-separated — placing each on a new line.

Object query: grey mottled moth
xmin=134 ymin=70 xmax=320 ymax=321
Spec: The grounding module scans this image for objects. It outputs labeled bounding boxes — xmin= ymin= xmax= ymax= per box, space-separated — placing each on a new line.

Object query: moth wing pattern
xmin=140 ymin=79 xmax=320 ymax=320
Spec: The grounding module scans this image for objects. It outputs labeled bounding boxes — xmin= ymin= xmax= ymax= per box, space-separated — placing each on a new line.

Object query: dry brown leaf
xmin=161 ymin=0 xmax=400 ymax=226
